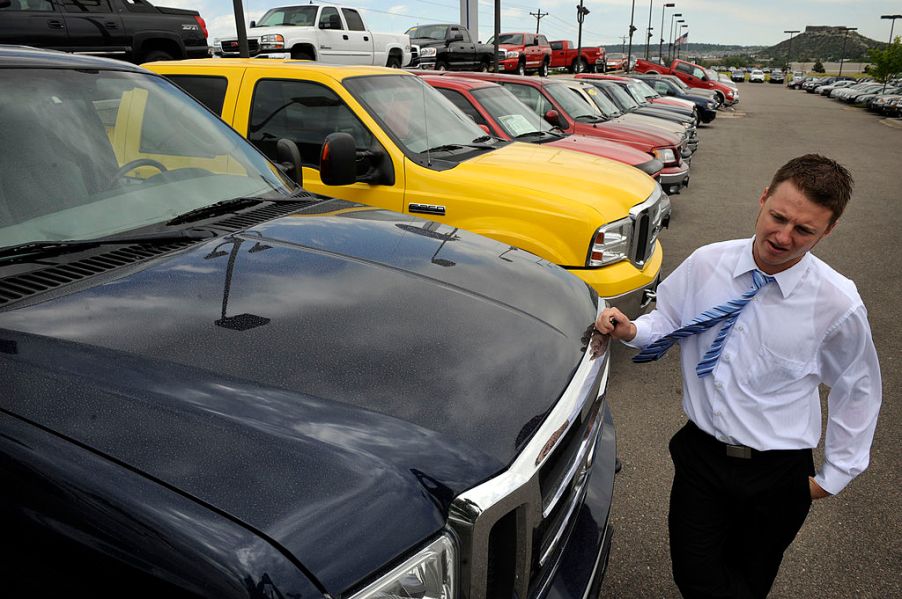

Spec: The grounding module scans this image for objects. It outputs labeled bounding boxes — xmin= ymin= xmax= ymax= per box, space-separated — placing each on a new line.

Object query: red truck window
xmin=550 ymin=41 xmax=563 ymax=50
xmin=436 ymin=89 xmax=488 ymax=128
xmin=537 ymin=35 xmax=549 ymax=46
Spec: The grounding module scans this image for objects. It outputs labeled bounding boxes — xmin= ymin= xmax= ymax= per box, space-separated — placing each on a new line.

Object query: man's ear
xmin=824 ymin=219 xmax=839 ymax=237
xmin=758 ymin=186 xmax=769 ymax=208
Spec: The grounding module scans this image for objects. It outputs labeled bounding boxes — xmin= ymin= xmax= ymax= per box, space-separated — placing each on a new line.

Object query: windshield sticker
xmin=586 ymin=88 xmax=598 ymax=95
xmin=498 ymin=114 xmax=536 ymax=136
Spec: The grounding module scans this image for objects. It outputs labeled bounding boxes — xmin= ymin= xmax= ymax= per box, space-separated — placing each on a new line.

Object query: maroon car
xmin=439 ymin=71 xmax=690 ymax=193
xmin=421 ymin=74 xmax=664 ymax=180
xmin=485 ymin=32 xmax=552 ymax=76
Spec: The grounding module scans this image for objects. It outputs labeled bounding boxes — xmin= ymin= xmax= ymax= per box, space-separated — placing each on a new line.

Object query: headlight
xmin=652 ymin=147 xmax=677 ymax=165
xmin=350 ymin=535 xmax=455 ymax=599
xmin=588 ymin=217 xmax=631 ymax=267
xmin=420 ymin=47 xmax=437 ymax=57
xmin=505 ymin=50 xmax=519 ymax=59
xmin=260 ymin=34 xmax=284 ymax=50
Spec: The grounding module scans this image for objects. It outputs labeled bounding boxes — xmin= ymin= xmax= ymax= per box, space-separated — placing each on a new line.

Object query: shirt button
xmin=714 ymin=381 xmax=723 ymax=390
xmin=736 ymin=325 xmax=744 ymax=332
xmin=723 ymin=354 xmax=731 ymax=362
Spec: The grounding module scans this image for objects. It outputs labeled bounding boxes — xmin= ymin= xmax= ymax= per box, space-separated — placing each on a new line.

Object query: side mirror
xmin=544 ymin=109 xmax=564 ymax=128
xmin=478 ymin=124 xmax=490 ymax=135
xmin=449 ymin=33 xmax=464 ymax=42
xmin=320 ymin=132 xmax=358 ymax=186
xmin=276 ymin=138 xmax=303 ymax=186
xmin=0 ymin=0 xmax=10 ymax=7
xmin=249 ymin=20 xmax=256 ymax=28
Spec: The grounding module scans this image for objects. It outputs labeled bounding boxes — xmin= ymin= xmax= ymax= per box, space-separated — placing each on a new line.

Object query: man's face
xmin=753 ymin=180 xmax=836 ymax=274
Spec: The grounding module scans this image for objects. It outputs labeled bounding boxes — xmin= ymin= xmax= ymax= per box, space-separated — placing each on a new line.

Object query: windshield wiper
xmin=420 ymin=142 xmax=496 ymax=154
xmin=166 ymin=195 xmax=303 ymax=226
xmin=574 ymin=114 xmax=606 ymax=123
xmin=514 ymin=131 xmax=552 ymax=139
xmin=0 ymin=229 xmax=215 ymax=265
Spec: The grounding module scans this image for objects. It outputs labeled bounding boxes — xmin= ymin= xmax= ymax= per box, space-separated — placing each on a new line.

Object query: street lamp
xmin=669 ymin=13 xmax=682 ymax=62
xmin=645 ymin=0 xmax=654 ymax=60
xmin=576 ymin=0 xmax=590 ymax=73
xmin=881 ymin=15 xmax=902 ymax=94
xmin=627 ymin=0 xmax=638 ymax=72
xmin=677 ymin=23 xmax=688 ymax=59
xmin=659 ymin=3 xmax=675 ymax=64
xmin=783 ymin=29 xmax=799 ymax=72
xmin=837 ymin=26 xmax=858 ymax=77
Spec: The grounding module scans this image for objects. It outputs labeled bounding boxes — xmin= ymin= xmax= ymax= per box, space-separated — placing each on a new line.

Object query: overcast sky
xmin=179 ymin=0 xmax=902 ymax=48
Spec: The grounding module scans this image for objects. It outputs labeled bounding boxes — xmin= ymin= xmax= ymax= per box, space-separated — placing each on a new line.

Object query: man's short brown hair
xmin=768 ymin=154 xmax=853 ymax=223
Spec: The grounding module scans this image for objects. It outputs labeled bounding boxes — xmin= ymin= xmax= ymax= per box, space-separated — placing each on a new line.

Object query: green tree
xmin=812 ymin=59 xmax=825 ymax=73
xmin=866 ymin=36 xmax=902 ymax=82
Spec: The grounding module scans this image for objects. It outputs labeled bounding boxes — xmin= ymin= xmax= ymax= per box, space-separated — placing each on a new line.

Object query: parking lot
xmin=601 ymin=81 xmax=901 ymax=597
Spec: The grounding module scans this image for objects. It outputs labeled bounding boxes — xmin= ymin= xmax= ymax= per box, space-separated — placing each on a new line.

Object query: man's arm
xmin=815 ymin=305 xmax=883 ymax=495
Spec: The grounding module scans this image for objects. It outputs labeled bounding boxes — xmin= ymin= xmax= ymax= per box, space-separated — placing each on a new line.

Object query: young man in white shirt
xmin=594 ymin=154 xmax=882 ymax=598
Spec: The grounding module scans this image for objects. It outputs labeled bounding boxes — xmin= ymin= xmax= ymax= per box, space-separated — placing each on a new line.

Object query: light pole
xmin=659 ymin=3 xmax=675 ymax=64
xmin=838 ymin=26 xmax=857 ymax=76
xmin=645 ymin=0 xmax=654 ymax=60
xmin=576 ymin=0 xmax=590 ymax=73
xmin=677 ymin=23 xmax=687 ymax=59
xmin=668 ymin=13 xmax=682 ymax=62
xmin=881 ymin=15 xmax=902 ymax=94
xmin=626 ymin=0 xmax=637 ymax=72
xmin=783 ymin=29 xmax=799 ymax=72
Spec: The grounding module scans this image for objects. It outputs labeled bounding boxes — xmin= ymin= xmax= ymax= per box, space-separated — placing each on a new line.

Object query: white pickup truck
xmin=213 ymin=4 xmax=411 ymax=67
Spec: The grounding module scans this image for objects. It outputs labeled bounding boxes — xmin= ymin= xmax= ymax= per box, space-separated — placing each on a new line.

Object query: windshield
xmin=0 ymin=69 xmax=292 ymax=249
xmin=256 ymin=6 xmax=318 ymax=27
xmin=406 ymin=25 xmax=449 ymax=40
xmin=471 ymin=86 xmax=553 ymax=137
xmin=344 ymin=74 xmax=486 ymax=154
xmin=491 ymin=34 xmax=523 ymax=45
xmin=631 ymin=80 xmax=659 ymax=99
xmin=545 ymin=83 xmax=602 ymax=119
xmin=603 ymin=83 xmax=639 ymax=110
xmin=668 ymin=76 xmax=690 ymax=91
xmin=579 ymin=85 xmax=621 ymax=117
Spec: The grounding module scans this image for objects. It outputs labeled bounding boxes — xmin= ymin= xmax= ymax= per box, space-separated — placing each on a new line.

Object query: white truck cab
xmin=214 ymin=4 xmax=411 ymax=67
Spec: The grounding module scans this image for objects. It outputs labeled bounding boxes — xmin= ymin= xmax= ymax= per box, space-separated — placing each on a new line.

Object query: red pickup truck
xmin=487 ymin=32 xmax=552 ymax=76
xmin=633 ymin=58 xmax=738 ymax=106
xmin=549 ymin=40 xmax=605 ymax=73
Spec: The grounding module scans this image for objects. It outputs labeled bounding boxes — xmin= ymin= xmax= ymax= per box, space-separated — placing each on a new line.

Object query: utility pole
xmin=881 ymin=15 xmax=902 ymax=94
xmin=576 ymin=1 xmax=590 ymax=72
xmin=530 ymin=9 xmax=549 ymax=34
xmin=645 ymin=0 xmax=654 ymax=60
xmin=660 ymin=3 xmax=674 ymax=64
xmin=493 ymin=0 xmax=501 ymax=72
xmin=669 ymin=14 xmax=682 ymax=63
xmin=838 ymin=26 xmax=857 ymax=76
xmin=620 ymin=35 xmax=627 ymax=55
xmin=783 ymin=29 xmax=799 ymax=72
xmin=626 ymin=0 xmax=637 ymax=72
xmin=232 ymin=0 xmax=249 ymax=58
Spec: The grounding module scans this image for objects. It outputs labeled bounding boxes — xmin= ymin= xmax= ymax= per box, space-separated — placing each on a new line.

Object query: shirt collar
xmin=734 ymin=237 xmax=810 ymax=299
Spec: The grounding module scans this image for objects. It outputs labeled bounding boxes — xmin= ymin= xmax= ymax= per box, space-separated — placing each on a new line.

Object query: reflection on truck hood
xmin=0 ymin=201 xmax=596 ymax=595
xmin=446 ymin=141 xmax=657 ymax=221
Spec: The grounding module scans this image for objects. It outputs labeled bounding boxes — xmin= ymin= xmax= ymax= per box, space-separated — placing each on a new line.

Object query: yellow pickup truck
xmin=147 ymin=59 xmax=669 ymax=314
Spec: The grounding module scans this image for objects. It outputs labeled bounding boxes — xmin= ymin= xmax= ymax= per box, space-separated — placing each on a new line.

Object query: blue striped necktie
xmin=633 ymin=270 xmax=776 ymax=377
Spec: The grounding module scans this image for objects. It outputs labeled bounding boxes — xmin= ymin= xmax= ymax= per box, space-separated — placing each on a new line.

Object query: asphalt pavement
xmin=599 ymin=82 xmax=901 ymax=598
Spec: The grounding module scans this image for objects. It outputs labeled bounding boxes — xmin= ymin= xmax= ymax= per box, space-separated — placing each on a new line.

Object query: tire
xmin=539 ymin=60 xmax=549 ymax=77
xmin=517 ymin=59 xmax=526 ymax=76
xmin=714 ymin=91 xmax=725 ymax=106
xmin=141 ymin=49 xmax=175 ymax=63
xmin=478 ymin=60 xmax=490 ymax=72
xmin=386 ymin=54 xmax=402 ymax=68
xmin=572 ymin=57 xmax=587 ymax=74
xmin=435 ymin=60 xmax=448 ymax=72
xmin=291 ymin=49 xmax=314 ymax=61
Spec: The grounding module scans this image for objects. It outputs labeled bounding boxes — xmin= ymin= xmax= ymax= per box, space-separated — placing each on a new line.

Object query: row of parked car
xmin=790 ymin=75 xmax=902 ymax=117
xmin=0 ymin=8 xmax=732 ymax=591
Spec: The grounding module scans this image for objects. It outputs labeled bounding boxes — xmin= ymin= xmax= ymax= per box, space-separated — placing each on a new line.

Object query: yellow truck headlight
xmin=588 ymin=217 xmax=631 ymax=267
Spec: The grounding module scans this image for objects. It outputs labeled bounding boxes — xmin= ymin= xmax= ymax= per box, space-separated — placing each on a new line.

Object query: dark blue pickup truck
xmin=0 ymin=46 xmax=616 ymax=599
xmin=0 ymin=0 xmax=207 ymax=62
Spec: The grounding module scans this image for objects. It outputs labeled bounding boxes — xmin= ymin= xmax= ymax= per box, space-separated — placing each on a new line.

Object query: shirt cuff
xmin=816 ymin=461 xmax=853 ymax=496
xmin=623 ymin=320 xmax=654 ymax=349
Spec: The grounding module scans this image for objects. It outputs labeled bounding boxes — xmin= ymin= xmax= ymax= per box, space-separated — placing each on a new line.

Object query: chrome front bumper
xmin=604 ymin=272 xmax=660 ymax=318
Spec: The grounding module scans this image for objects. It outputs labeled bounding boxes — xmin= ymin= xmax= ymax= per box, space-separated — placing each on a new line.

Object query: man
xmin=595 ymin=155 xmax=882 ymax=598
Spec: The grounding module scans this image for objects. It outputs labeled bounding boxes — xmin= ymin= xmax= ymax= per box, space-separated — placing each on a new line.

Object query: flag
xmin=675 ymin=32 xmax=688 ymax=45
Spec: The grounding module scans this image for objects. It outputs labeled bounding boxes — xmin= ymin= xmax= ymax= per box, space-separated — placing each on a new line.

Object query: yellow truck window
xmin=248 ymin=79 xmax=373 ymax=167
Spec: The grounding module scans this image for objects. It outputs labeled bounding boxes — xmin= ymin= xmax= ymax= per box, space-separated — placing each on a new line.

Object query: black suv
xmin=0 ymin=46 xmax=616 ymax=599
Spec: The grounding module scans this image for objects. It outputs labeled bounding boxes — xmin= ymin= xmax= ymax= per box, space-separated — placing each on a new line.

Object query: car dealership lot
xmin=601 ymin=81 xmax=901 ymax=597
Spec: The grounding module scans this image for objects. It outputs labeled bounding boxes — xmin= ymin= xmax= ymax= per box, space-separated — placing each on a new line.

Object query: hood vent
xmin=0 ymin=199 xmax=315 ymax=308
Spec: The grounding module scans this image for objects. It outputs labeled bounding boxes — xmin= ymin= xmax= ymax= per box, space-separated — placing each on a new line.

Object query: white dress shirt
xmin=629 ymin=238 xmax=882 ymax=495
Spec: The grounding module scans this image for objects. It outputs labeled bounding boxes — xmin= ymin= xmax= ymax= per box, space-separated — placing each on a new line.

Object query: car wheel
xmin=539 ymin=61 xmax=549 ymax=77
xmin=141 ymin=49 xmax=176 ymax=63
xmin=572 ymin=57 xmax=587 ymax=74
xmin=435 ymin=60 xmax=448 ymax=71
xmin=479 ymin=60 xmax=490 ymax=72
xmin=714 ymin=91 xmax=725 ymax=106
xmin=517 ymin=59 xmax=526 ymax=76
xmin=291 ymin=49 xmax=315 ymax=61
xmin=386 ymin=55 xmax=402 ymax=68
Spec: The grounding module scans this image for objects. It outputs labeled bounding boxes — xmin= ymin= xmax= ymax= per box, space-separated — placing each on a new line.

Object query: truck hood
xmin=445 ymin=142 xmax=657 ymax=221
xmin=615 ymin=112 xmax=687 ymax=138
xmin=546 ymin=133 xmax=661 ymax=170
xmin=0 ymin=202 xmax=597 ymax=595
xmin=220 ymin=25 xmax=315 ymax=41
xmin=575 ymin=117 xmax=679 ymax=150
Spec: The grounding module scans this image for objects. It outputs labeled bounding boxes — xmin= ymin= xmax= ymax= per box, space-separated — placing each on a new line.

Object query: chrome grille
xmin=628 ymin=188 xmax=670 ymax=268
xmin=218 ymin=39 xmax=260 ymax=56
xmin=448 ymin=335 xmax=610 ymax=599
xmin=410 ymin=45 xmax=420 ymax=66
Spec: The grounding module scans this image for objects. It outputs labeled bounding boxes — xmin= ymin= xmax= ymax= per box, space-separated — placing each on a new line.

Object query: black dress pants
xmin=668 ymin=421 xmax=814 ymax=599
